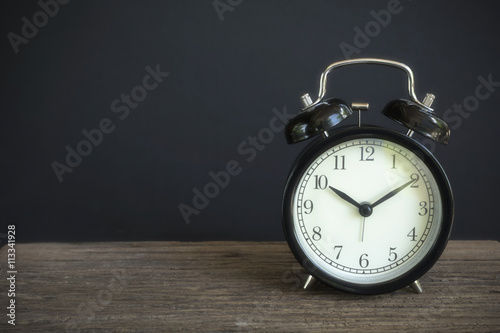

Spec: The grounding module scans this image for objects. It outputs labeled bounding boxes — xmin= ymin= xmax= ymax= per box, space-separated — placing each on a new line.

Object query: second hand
xmin=361 ymin=216 xmax=366 ymax=242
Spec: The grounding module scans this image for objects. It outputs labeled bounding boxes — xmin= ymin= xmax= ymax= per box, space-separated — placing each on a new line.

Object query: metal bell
xmin=285 ymin=98 xmax=353 ymax=144
xmin=382 ymin=99 xmax=450 ymax=145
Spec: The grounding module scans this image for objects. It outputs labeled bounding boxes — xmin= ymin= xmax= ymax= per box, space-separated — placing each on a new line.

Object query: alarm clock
xmin=282 ymin=58 xmax=454 ymax=295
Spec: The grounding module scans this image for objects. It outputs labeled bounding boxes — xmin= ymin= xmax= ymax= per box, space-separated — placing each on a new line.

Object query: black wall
xmin=1 ymin=0 xmax=499 ymax=242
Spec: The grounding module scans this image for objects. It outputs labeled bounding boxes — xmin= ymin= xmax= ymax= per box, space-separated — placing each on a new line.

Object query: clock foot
xmin=303 ymin=275 xmax=316 ymax=290
xmin=409 ymin=280 xmax=423 ymax=294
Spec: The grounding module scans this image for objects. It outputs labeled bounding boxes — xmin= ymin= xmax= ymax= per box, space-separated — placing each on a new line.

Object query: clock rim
xmin=282 ymin=125 xmax=454 ymax=295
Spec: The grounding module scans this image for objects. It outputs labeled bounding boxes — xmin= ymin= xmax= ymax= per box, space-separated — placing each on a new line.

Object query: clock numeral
xmin=333 ymin=155 xmax=346 ymax=170
xmin=333 ymin=245 xmax=343 ymax=260
xmin=388 ymin=247 xmax=398 ymax=262
xmin=391 ymin=154 xmax=396 ymax=169
xmin=407 ymin=227 xmax=417 ymax=241
xmin=359 ymin=253 xmax=369 ymax=268
xmin=314 ymin=175 xmax=328 ymax=189
xmin=359 ymin=146 xmax=375 ymax=161
xmin=419 ymin=201 xmax=428 ymax=216
xmin=312 ymin=226 xmax=322 ymax=241
xmin=303 ymin=200 xmax=314 ymax=214
xmin=410 ymin=173 xmax=420 ymax=188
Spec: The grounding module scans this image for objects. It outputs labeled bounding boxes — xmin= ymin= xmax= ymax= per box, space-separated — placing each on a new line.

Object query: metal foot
xmin=409 ymin=280 xmax=423 ymax=294
xmin=303 ymin=275 xmax=316 ymax=290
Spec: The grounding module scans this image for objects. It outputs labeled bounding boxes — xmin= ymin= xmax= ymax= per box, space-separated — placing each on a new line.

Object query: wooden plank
xmin=0 ymin=241 xmax=499 ymax=332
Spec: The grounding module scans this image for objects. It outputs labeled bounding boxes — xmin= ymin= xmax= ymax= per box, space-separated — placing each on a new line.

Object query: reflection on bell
xmin=382 ymin=100 xmax=450 ymax=145
xmin=285 ymin=98 xmax=353 ymax=144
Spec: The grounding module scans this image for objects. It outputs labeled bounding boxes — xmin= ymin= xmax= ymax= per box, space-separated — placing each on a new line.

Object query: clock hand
xmin=361 ymin=217 xmax=366 ymax=242
xmin=328 ymin=186 xmax=362 ymax=209
xmin=371 ymin=179 xmax=414 ymax=208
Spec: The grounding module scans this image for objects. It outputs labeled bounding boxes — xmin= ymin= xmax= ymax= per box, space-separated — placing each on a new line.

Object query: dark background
xmin=1 ymin=0 xmax=499 ymax=242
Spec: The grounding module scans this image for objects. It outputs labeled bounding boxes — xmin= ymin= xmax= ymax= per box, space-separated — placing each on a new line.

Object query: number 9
xmin=303 ymin=200 xmax=313 ymax=214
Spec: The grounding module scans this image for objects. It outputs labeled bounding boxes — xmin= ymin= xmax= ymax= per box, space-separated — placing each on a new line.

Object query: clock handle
xmin=302 ymin=58 xmax=430 ymax=112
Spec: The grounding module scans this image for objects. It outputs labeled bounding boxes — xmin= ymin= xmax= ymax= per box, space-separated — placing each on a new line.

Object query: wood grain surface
xmin=0 ymin=241 xmax=499 ymax=332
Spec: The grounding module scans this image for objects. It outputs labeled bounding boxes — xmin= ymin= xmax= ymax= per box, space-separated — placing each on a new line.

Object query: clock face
xmin=283 ymin=127 xmax=453 ymax=294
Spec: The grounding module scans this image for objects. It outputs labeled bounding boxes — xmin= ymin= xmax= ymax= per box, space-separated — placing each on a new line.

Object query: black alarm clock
xmin=282 ymin=58 xmax=454 ymax=295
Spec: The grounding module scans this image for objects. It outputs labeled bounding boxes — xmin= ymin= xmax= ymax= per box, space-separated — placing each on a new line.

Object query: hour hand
xmin=328 ymin=186 xmax=361 ymax=209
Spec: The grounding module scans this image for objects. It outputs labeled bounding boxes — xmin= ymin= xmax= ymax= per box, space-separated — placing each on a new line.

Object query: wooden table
xmin=0 ymin=241 xmax=499 ymax=332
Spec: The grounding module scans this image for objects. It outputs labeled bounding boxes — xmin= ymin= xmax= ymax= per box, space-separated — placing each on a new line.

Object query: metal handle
xmin=303 ymin=58 xmax=432 ymax=111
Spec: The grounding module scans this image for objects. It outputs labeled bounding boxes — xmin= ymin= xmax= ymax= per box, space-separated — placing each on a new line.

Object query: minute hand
xmin=371 ymin=179 xmax=414 ymax=208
